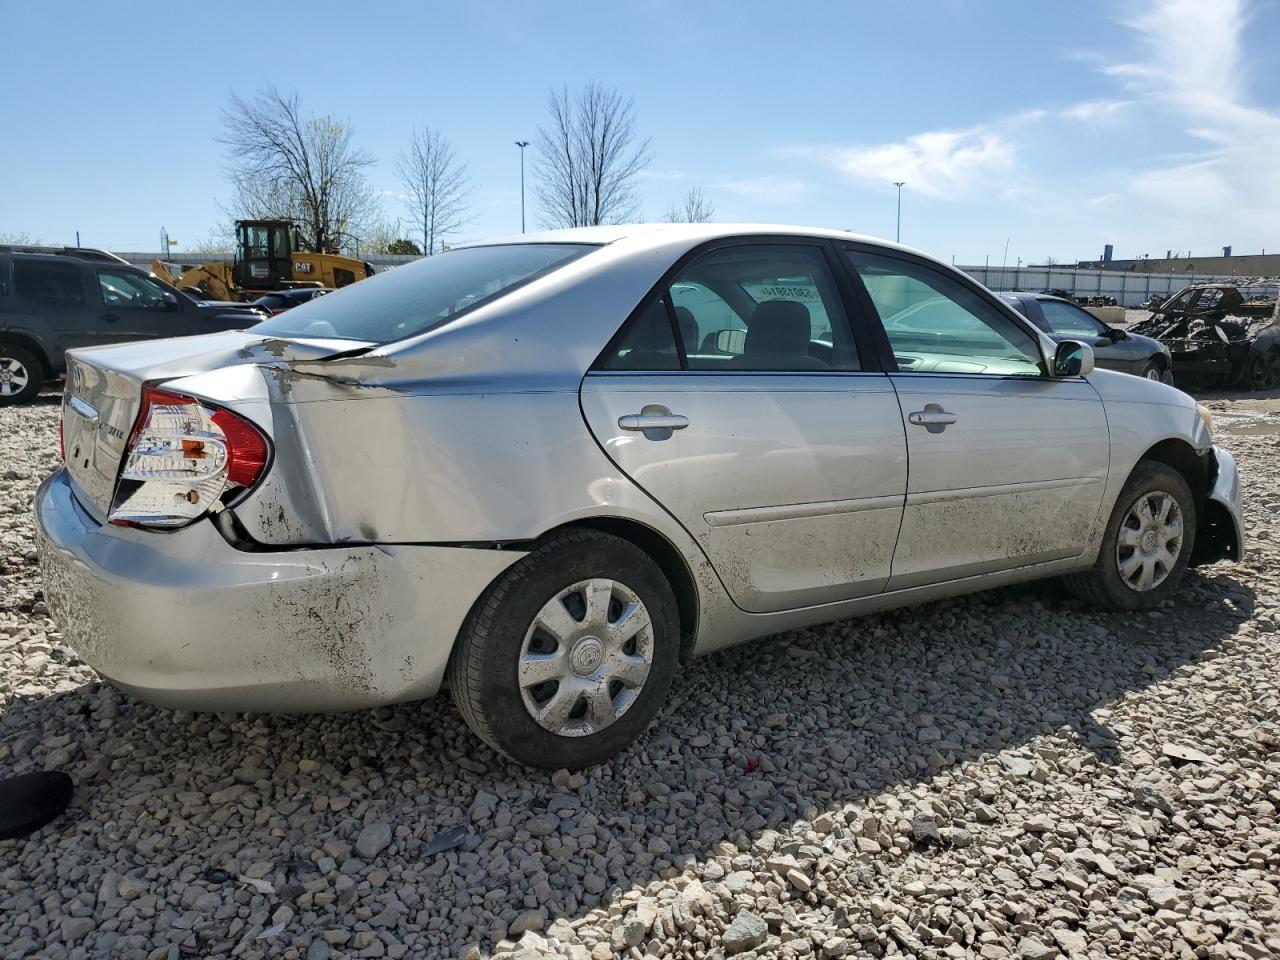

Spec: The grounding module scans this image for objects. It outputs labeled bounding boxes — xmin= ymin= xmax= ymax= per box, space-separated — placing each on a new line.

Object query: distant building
xmin=1074 ymin=250 xmax=1280 ymax=276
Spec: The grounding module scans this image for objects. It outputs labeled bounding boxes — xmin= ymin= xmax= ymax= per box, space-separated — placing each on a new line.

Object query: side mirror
xmin=1106 ymin=327 xmax=1127 ymax=342
xmin=1053 ymin=340 xmax=1095 ymax=377
xmin=162 ymin=292 xmax=179 ymax=310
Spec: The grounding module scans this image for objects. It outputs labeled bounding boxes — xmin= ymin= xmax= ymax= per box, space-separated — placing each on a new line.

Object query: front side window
xmin=598 ymin=244 xmax=858 ymax=372
xmin=254 ymin=243 xmax=595 ymax=343
xmin=1038 ymin=300 xmax=1107 ymax=337
xmin=846 ymin=250 xmax=1043 ymax=377
xmin=13 ymin=260 xmax=85 ymax=307
xmin=98 ymin=270 xmax=169 ymax=309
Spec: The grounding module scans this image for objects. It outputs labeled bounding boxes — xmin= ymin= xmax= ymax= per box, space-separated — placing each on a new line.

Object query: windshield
xmin=252 ymin=243 xmax=596 ymax=343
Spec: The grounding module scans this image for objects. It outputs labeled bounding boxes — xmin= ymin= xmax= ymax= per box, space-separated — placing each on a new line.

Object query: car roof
xmin=459 ymin=222 xmax=924 ymax=256
xmin=0 ymin=245 xmax=132 ymax=266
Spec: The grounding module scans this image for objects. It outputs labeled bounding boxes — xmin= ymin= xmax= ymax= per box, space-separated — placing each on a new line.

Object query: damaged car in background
xmin=1130 ymin=279 xmax=1280 ymax=389
xmin=35 ymin=225 xmax=1244 ymax=769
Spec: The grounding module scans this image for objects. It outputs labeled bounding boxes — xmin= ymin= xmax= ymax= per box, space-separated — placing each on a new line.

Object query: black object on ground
xmin=0 ymin=771 xmax=74 ymax=840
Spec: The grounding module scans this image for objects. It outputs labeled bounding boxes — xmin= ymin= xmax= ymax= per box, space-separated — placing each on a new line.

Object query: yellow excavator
xmin=152 ymin=220 xmax=375 ymax=302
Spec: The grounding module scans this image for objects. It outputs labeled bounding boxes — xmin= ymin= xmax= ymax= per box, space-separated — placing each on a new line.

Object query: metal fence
xmin=958 ymin=265 xmax=1233 ymax=307
xmin=116 ymin=251 xmax=1237 ymax=308
xmin=116 ymin=252 xmax=422 ymax=272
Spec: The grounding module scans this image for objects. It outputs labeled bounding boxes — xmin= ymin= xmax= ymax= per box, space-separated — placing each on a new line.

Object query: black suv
xmin=0 ymin=246 xmax=266 ymax=405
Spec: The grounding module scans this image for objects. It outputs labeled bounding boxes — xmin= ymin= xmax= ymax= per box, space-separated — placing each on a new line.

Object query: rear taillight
xmin=108 ymin=386 xmax=269 ymax=528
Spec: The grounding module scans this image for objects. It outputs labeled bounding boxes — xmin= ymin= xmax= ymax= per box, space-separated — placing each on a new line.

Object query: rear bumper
xmin=34 ymin=469 xmax=522 ymax=712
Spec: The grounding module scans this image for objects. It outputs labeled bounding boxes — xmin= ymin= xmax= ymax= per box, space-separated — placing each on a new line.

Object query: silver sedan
xmin=35 ymin=225 xmax=1244 ymax=769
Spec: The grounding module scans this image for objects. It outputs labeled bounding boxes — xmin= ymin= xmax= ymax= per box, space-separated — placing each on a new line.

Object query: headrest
xmin=745 ymin=300 xmax=811 ymax=356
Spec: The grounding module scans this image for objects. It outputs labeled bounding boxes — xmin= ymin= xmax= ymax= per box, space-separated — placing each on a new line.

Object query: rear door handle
xmin=619 ymin=414 xmax=689 ymax=431
xmin=618 ymin=404 xmax=688 ymax=440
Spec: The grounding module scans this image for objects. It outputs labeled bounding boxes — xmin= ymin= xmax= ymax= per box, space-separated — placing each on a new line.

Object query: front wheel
xmin=448 ymin=529 xmax=680 ymax=769
xmin=1063 ymin=461 xmax=1195 ymax=611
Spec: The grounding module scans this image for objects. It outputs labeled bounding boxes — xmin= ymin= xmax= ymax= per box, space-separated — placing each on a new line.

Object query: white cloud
xmin=1062 ymin=99 xmax=1131 ymax=123
xmin=802 ymin=126 xmax=1015 ymax=198
xmin=1105 ymin=0 xmax=1280 ymax=230
xmin=711 ymin=175 xmax=809 ymax=202
xmin=638 ymin=168 xmax=688 ymax=182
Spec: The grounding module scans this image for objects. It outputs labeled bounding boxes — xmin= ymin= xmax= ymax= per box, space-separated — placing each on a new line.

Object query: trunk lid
xmin=61 ymin=331 xmax=371 ymax=519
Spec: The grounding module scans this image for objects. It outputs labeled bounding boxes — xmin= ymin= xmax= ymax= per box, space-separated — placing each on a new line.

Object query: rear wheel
xmin=1243 ymin=350 xmax=1279 ymax=391
xmin=448 ymin=529 xmax=680 ymax=769
xmin=1064 ymin=461 xmax=1195 ymax=611
xmin=0 ymin=345 xmax=44 ymax=406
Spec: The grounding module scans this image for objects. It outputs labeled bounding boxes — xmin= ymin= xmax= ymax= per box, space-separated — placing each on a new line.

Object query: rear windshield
xmin=252 ymin=243 xmax=595 ymax=343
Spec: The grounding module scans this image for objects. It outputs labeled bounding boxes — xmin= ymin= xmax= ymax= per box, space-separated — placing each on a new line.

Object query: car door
xmin=842 ymin=246 xmax=1110 ymax=591
xmin=94 ymin=268 xmax=196 ymax=343
xmin=581 ymin=240 xmax=907 ymax=613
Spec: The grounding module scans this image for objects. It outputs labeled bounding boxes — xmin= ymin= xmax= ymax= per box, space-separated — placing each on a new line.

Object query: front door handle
xmin=102 ymin=313 xmax=119 ymax=323
xmin=619 ymin=414 xmax=689 ymax=431
xmin=618 ymin=404 xmax=688 ymax=440
xmin=908 ymin=405 xmax=957 ymax=433
xmin=908 ymin=410 xmax=957 ymax=426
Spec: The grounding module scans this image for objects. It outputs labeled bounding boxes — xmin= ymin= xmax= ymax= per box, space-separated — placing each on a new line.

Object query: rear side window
xmin=13 ymin=260 xmax=86 ymax=307
xmin=598 ymin=296 xmax=681 ymax=371
xmin=597 ymin=243 xmax=859 ymax=372
xmin=253 ymin=243 xmax=595 ymax=343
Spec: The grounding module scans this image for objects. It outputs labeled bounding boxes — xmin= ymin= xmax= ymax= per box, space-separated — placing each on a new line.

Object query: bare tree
xmin=396 ymin=127 xmax=472 ymax=255
xmin=0 ymin=232 xmax=41 ymax=245
xmin=533 ymin=83 xmax=650 ymax=228
xmin=663 ymin=187 xmax=715 ymax=223
xmin=220 ymin=87 xmax=377 ymax=253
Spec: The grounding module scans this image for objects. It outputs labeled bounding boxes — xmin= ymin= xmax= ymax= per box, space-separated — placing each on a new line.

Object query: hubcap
xmin=518 ymin=578 xmax=654 ymax=738
xmin=1115 ymin=490 xmax=1184 ymax=592
xmin=0 ymin=357 xmax=29 ymax=396
xmin=1145 ymin=367 xmax=1161 ymax=381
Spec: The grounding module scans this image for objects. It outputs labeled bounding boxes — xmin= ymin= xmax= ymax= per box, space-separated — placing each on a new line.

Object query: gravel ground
xmin=1 ymin=389 xmax=1278 ymax=960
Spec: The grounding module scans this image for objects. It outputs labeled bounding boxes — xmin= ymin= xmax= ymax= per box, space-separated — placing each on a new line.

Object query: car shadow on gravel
xmin=0 ymin=566 xmax=1255 ymax=950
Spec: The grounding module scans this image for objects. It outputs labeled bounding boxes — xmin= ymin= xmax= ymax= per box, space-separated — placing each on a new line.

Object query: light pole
xmin=893 ymin=182 xmax=905 ymax=243
xmin=514 ymin=140 xmax=530 ymax=233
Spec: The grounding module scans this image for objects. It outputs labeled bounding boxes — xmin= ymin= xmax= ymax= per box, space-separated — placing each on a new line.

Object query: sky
xmin=2 ymin=0 xmax=1278 ymax=266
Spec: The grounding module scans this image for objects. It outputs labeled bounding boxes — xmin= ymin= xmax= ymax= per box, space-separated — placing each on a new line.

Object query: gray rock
xmin=354 ymin=822 xmax=393 ymax=860
xmin=1017 ymin=937 xmax=1057 ymax=960
xmin=525 ymin=813 xmax=560 ymax=837
xmin=60 ymin=916 xmax=94 ymax=940
xmin=722 ymin=910 xmax=768 ymax=955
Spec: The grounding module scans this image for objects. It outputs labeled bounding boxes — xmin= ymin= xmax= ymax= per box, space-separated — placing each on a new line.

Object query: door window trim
xmin=590 ymin=234 xmax=888 ymax=376
xmin=836 ymin=241 xmax=1051 ymax=379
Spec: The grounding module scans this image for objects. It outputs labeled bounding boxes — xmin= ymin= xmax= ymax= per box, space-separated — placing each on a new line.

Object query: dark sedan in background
xmin=1001 ymin=293 xmax=1173 ymax=383
xmin=252 ymin=288 xmax=331 ymax=316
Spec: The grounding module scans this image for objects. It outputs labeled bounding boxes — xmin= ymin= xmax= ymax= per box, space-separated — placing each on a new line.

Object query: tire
xmin=0 ymin=344 xmax=45 ymax=406
xmin=1064 ymin=461 xmax=1196 ymax=611
xmin=1139 ymin=360 xmax=1165 ymax=382
xmin=1242 ymin=351 xmax=1276 ymax=391
xmin=448 ymin=529 xmax=680 ymax=769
